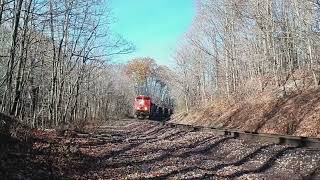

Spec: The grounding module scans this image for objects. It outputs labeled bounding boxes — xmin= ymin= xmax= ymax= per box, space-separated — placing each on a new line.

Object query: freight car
xmin=134 ymin=95 xmax=173 ymax=120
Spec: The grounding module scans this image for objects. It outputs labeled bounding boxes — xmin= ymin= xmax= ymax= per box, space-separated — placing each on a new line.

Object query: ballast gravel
xmin=1 ymin=119 xmax=320 ymax=179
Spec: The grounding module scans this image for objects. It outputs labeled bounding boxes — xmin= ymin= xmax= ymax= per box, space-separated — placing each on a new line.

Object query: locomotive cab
xmin=134 ymin=95 xmax=152 ymax=119
xmin=134 ymin=95 xmax=174 ymax=120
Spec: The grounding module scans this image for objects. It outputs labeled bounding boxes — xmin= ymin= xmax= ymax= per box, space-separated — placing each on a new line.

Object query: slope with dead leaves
xmin=171 ymin=89 xmax=320 ymax=138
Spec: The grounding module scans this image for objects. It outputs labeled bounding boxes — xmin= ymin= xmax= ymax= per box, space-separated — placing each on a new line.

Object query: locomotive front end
xmin=134 ymin=95 xmax=152 ymax=119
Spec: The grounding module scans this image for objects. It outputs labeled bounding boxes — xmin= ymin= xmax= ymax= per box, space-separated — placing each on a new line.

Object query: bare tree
xmin=173 ymin=0 xmax=320 ymax=111
xmin=0 ymin=0 xmax=135 ymax=128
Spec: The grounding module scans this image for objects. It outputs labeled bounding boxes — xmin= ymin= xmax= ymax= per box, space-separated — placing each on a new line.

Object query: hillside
xmin=171 ymin=88 xmax=320 ymax=138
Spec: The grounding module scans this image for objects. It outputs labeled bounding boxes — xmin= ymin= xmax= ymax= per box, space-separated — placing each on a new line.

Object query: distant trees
xmin=125 ymin=58 xmax=173 ymax=107
xmin=0 ymin=0 xmax=134 ymax=128
xmin=126 ymin=57 xmax=157 ymax=94
xmin=174 ymin=0 xmax=320 ymax=111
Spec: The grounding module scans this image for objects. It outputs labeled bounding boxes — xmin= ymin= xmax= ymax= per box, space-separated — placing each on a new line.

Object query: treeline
xmin=0 ymin=0 xmax=134 ymax=128
xmin=126 ymin=58 xmax=174 ymax=108
xmin=174 ymin=0 xmax=320 ymax=111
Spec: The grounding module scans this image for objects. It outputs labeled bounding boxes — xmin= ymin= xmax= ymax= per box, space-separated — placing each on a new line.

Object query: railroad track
xmin=2 ymin=118 xmax=320 ymax=179
xmin=137 ymin=119 xmax=320 ymax=149
xmin=169 ymin=123 xmax=320 ymax=149
xmin=96 ymin=119 xmax=320 ymax=179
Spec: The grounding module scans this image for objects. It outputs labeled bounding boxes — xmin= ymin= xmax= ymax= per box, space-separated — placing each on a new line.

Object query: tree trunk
xmin=11 ymin=0 xmax=33 ymax=116
xmin=0 ymin=0 xmax=5 ymax=25
xmin=3 ymin=0 xmax=23 ymax=114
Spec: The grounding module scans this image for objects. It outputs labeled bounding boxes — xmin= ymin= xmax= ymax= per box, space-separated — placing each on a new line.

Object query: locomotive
xmin=134 ymin=95 xmax=173 ymax=120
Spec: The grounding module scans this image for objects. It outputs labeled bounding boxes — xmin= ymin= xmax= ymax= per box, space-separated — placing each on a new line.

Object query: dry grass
xmin=171 ymin=88 xmax=320 ymax=138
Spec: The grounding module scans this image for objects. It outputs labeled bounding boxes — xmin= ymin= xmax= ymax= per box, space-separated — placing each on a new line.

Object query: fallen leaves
xmin=1 ymin=119 xmax=320 ymax=179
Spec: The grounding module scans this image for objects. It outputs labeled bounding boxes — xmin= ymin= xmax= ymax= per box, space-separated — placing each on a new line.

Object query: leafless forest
xmin=0 ymin=0 xmax=138 ymax=128
xmin=0 ymin=0 xmax=176 ymax=129
xmin=2 ymin=0 xmax=320 ymax=179
xmin=1 ymin=0 xmax=320 ymax=128
xmin=173 ymin=0 xmax=320 ymax=112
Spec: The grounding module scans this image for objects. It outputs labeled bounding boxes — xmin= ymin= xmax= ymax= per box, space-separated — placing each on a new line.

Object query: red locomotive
xmin=134 ymin=95 xmax=152 ymax=119
xmin=134 ymin=95 xmax=173 ymax=120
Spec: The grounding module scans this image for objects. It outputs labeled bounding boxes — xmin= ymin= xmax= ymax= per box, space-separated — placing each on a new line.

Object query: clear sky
xmin=109 ymin=0 xmax=195 ymax=66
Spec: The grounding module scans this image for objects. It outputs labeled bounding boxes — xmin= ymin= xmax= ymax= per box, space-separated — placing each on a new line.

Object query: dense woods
xmin=4 ymin=1 xmax=320 ymax=179
xmin=174 ymin=0 xmax=320 ymax=112
xmin=2 ymin=0 xmax=320 ymax=128
xmin=0 ymin=0 xmax=135 ymax=128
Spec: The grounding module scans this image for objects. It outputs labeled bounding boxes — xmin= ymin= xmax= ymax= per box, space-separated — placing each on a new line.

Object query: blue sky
xmin=108 ymin=0 xmax=195 ymax=66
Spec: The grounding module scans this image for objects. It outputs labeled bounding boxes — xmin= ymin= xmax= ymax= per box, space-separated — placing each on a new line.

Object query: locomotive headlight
xmin=144 ymin=107 xmax=148 ymax=111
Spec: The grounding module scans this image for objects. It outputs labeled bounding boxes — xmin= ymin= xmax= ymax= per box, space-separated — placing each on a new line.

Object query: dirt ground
xmin=1 ymin=119 xmax=320 ymax=179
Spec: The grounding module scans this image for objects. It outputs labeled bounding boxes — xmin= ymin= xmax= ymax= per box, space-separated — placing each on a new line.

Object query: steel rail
xmin=137 ymin=119 xmax=320 ymax=149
